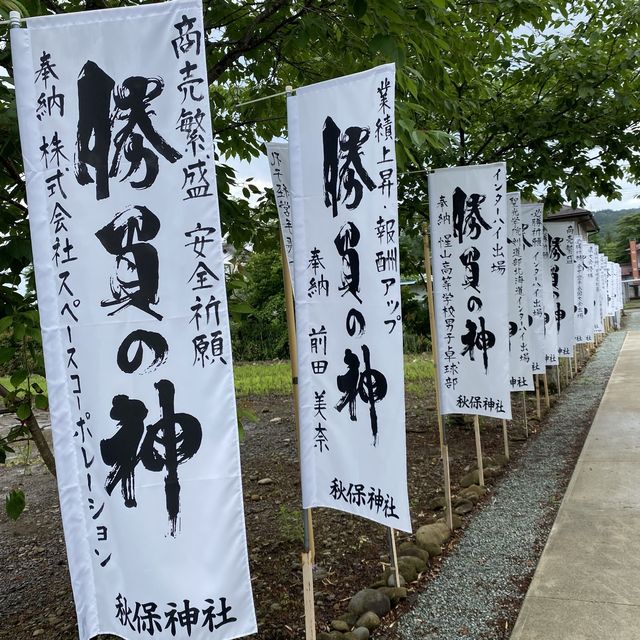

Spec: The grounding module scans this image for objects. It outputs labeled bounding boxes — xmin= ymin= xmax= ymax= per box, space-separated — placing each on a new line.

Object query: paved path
xmin=511 ymin=328 xmax=640 ymax=639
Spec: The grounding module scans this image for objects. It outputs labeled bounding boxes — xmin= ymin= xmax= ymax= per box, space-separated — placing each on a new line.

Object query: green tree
xmin=610 ymin=211 xmax=640 ymax=263
xmin=3 ymin=0 xmax=640 ymax=497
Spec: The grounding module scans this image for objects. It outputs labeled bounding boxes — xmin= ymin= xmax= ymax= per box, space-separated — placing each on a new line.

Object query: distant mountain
xmin=593 ymin=208 xmax=640 ymax=240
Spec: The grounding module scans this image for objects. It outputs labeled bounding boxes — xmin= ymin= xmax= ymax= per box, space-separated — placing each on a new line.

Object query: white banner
xmin=573 ymin=237 xmax=593 ymax=344
xmin=506 ymin=193 xmax=533 ymax=391
xmin=11 ymin=3 xmax=256 ymax=639
xmin=541 ymin=230 xmax=559 ymax=366
xmin=429 ymin=163 xmax=511 ymax=420
xmin=288 ymin=65 xmax=411 ymax=532
xmin=265 ymin=142 xmax=294 ymax=292
xmin=544 ymin=221 xmax=575 ymax=357
xmin=521 ymin=203 xmax=546 ymax=374
xmin=582 ymin=242 xmax=596 ymax=343
xmin=593 ymin=248 xmax=605 ymax=334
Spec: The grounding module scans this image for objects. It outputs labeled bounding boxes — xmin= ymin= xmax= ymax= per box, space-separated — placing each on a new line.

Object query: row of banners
xmin=10 ymin=1 xmax=623 ymax=638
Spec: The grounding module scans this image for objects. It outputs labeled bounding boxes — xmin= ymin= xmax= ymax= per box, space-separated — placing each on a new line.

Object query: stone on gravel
xmin=427 ymin=495 xmax=446 ymax=510
xmin=463 ymin=484 xmax=487 ymax=497
xmin=454 ymin=500 xmax=474 ymax=515
xmin=459 ymin=469 xmax=480 ymax=487
xmin=386 ymin=572 xmax=406 ymax=587
xmin=421 ymin=542 xmax=442 ymax=556
xmin=377 ymin=586 xmax=408 ymax=606
xmin=438 ymin=513 xmax=463 ymax=529
xmin=337 ymin=612 xmax=358 ymax=626
xmin=492 ymin=453 xmax=508 ymax=467
xmin=348 ymin=589 xmax=391 ymax=618
xmin=318 ymin=633 xmax=343 ymax=640
xmin=355 ymin=611 xmax=381 ymax=631
xmin=257 ymin=478 xmax=273 ymax=485
xmin=397 ymin=542 xmax=429 ymax=563
xmin=331 ymin=619 xmax=351 ymax=632
xmin=415 ymin=521 xmax=450 ymax=549
xmin=398 ymin=555 xmax=427 ymax=577
xmin=351 ymin=627 xmax=370 ymax=640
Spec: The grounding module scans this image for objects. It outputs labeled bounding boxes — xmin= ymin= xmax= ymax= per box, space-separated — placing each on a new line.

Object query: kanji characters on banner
xmin=506 ymin=193 xmax=534 ymax=391
xmin=521 ymin=203 xmax=547 ymax=374
xmin=544 ymin=221 xmax=575 ymax=357
xmin=429 ymin=163 xmax=511 ymax=420
xmin=265 ymin=142 xmax=294 ymax=292
xmin=288 ymin=65 xmax=411 ymax=532
xmin=11 ymin=2 xmax=256 ymax=638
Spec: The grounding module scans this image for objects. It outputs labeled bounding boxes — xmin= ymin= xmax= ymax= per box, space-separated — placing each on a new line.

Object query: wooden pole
xmin=388 ymin=527 xmax=402 ymax=588
xmin=422 ymin=227 xmax=453 ymax=530
xmin=280 ymin=238 xmax=316 ymax=640
xmin=556 ymin=364 xmax=561 ymax=394
xmin=543 ymin=372 xmax=550 ymax=408
xmin=535 ymin=374 xmax=541 ymax=419
xmin=473 ymin=414 xmax=485 ymax=486
xmin=522 ymin=391 xmax=528 ymax=438
xmin=502 ymin=418 xmax=510 ymax=460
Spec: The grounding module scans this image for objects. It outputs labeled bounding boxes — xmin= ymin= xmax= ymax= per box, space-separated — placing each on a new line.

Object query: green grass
xmin=234 ymin=361 xmax=292 ymax=397
xmin=234 ymin=353 xmax=435 ymax=398
xmin=1 ymin=356 xmax=435 ymax=401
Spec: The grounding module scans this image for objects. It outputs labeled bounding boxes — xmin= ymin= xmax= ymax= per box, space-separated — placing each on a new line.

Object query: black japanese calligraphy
xmin=76 ymin=61 xmax=182 ymax=200
xmin=101 ymin=380 xmax=202 ymax=536
xmin=322 ymin=117 xmax=376 ymax=217
xmin=95 ymin=205 xmax=162 ymax=320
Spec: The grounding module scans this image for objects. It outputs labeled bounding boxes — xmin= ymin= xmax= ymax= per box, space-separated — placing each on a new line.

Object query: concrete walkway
xmin=511 ymin=330 xmax=640 ymax=639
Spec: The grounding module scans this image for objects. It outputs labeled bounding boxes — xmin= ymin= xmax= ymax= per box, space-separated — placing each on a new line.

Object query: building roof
xmin=545 ymin=206 xmax=600 ymax=233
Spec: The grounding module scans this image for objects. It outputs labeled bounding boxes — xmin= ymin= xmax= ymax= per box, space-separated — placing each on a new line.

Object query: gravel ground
xmin=383 ymin=318 xmax=631 ymax=640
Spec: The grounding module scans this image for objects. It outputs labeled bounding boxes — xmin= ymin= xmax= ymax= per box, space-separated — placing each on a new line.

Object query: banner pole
xmin=522 ymin=391 xmax=528 ymax=438
xmin=473 ymin=414 xmax=484 ymax=486
xmin=387 ymin=527 xmax=401 ymax=588
xmin=535 ymin=374 xmax=541 ymax=419
xmin=543 ymin=371 xmax=550 ymax=408
xmin=280 ymin=236 xmax=316 ymax=640
xmin=556 ymin=363 xmax=561 ymax=394
xmin=502 ymin=418 xmax=509 ymax=460
xmin=9 ymin=10 xmax=21 ymax=28
xmin=422 ymin=226 xmax=453 ymax=530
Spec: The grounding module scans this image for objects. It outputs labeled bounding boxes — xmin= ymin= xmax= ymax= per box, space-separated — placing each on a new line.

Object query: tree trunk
xmin=0 ymin=384 xmax=56 ymax=477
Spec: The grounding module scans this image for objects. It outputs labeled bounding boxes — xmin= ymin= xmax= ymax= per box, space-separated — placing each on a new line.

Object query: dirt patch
xmin=0 ymin=379 xmax=546 ymax=640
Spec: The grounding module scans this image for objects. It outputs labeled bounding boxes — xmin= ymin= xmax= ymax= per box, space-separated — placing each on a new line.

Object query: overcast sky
xmin=227 ymin=154 xmax=640 ymax=215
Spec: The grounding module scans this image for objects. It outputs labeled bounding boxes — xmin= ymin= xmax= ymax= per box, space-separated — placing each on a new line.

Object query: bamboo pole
xmin=422 ymin=227 xmax=453 ymax=531
xmin=556 ymin=363 xmax=561 ymax=394
xmin=280 ymin=238 xmax=316 ymax=640
xmin=388 ymin=527 xmax=402 ymax=588
xmin=502 ymin=418 xmax=510 ymax=460
xmin=473 ymin=414 xmax=485 ymax=486
xmin=522 ymin=391 xmax=528 ymax=438
xmin=543 ymin=372 xmax=550 ymax=408
xmin=535 ymin=374 xmax=541 ymax=419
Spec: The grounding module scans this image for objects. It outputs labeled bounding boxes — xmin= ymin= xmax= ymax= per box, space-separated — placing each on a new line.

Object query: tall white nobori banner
xmin=541 ymin=230 xmax=559 ymax=366
xmin=288 ymin=65 xmax=411 ymax=532
xmin=573 ymin=237 xmax=593 ymax=344
xmin=506 ymin=193 xmax=534 ymax=391
xmin=265 ymin=142 xmax=294 ymax=292
xmin=520 ymin=203 xmax=546 ymax=375
xmin=11 ymin=3 xmax=256 ymax=639
xmin=593 ymin=248 xmax=605 ymax=334
xmin=429 ymin=163 xmax=511 ymax=420
xmin=544 ymin=221 xmax=575 ymax=357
